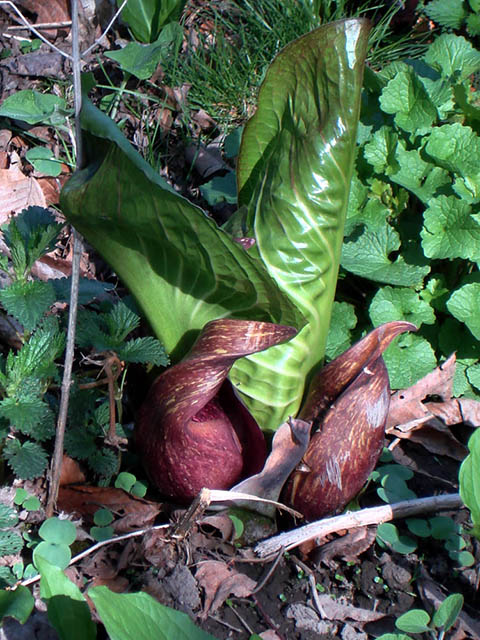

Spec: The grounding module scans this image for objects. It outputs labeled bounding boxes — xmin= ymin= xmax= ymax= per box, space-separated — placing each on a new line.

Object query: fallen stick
xmin=255 ymin=493 xmax=463 ymax=557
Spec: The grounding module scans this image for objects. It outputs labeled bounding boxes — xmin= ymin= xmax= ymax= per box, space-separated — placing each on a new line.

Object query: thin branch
xmin=0 ymin=2 xmax=73 ymax=59
xmin=81 ymin=0 xmax=128 ymax=57
xmin=254 ymin=493 xmax=464 ymax=557
xmin=45 ymin=0 xmax=84 ymax=517
xmin=20 ymin=524 xmax=170 ymax=587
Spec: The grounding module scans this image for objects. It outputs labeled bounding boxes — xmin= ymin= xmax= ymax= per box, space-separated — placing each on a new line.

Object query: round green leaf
xmin=429 ymin=516 xmax=458 ymax=540
xmin=94 ymin=508 xmax=114 ymax=526
xmin=449 ymin=550 xmax=475 ymax=567
xmin=395 ymin=609 xmax=431 ymax=633
xmin=406 ymin=518 xmax=431 ymax=538
xmin=38 ymin=517 xmax=76 ymax=545
xmin=433 ymin=593 xmax=464 ymax=631
xmin=34 ymin=542 xmax=71 ymax=570
xmin=90 ymin=526 xmax=115 ymax=542
xmin=14 ymin=488 xmax=28 ymax=506
xmin=376 ymin=523 xmax=417 ymax=555
xmin=131 ymin=481 xmax=147 ymax=498
xmin=23 ymin=496 xmax=41 ymax=511
xmin=115 ymin=472 xmax=136 ymax=492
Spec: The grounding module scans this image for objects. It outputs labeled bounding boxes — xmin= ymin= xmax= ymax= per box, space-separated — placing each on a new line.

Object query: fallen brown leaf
xmin=196 ymin=560 xmax=257 ymax=618
xmin=313 ymin=526 xmax=377 ymax=568
xmin=58 ymin=455 xmax=85 ymax=486
xmin=57 ymin=485 xmax=161 ymax=532
xmin=0 ymin=165 xmax=46 ymax=221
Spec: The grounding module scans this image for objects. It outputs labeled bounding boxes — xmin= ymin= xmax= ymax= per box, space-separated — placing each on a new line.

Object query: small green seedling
xmin=378 ymin=593 xmax=464 ymax=640
xmin=14 ymin=488 xmax=41 ymax=511
xmin=91 ymin=508 xmax=115 ymax=542
xmin=115 ymin=471 xmax=148 ymax=497
xmin=33 ymin=517 xmax=77 ymax=570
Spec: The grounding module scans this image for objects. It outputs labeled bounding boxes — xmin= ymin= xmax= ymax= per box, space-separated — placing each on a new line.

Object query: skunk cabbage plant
xmin=60 ymin=18 xmax=371 ymax=433
xmin=136 ymin=319 xmax=295 ymax=501
xmin=59 ymin=18 xmax=413 ymax=519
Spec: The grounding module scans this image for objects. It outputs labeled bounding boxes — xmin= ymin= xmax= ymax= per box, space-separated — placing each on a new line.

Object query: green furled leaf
xmin=36 ymin=557 xmax=96 ymax=640
xmin=229 ymin=19 xmax=370 ymax=428
xmin=383 ymin=333 xmax=437 ymax=389
xmin=3 ymin=439 xmax=48 ymax=479
xmin=325 ymin=302 xmax=357 ymax=360
xmin=424 ymin=0 xmax=466 ymax=29
xmin=424 ymin=33 xmax=480 ymax=83
xmin=0 ymin=281 xmax=56 ymax=331
xmin=60 ymin=98 xmax=304 ymax=367
xmin=369 ymin=287 xmax=435 ymax=329
xmin=0 ymin=90 xmax=68 ymax=125
xmin=0 ymin=586 xmax=34 ymax=625
xmin=425 ymin=123 xmax=480 ymax=177
xmin=117 ymin=337 xmax=168 ymax=366
xmin=117 ymin=0 xmax=186 ymax=42
xmin=421 ymin=196 xmax=480 ymax=260
xmin=89 ymin=585 xmax=215 ymax=640
xmin=0 ymin=531 xmax=23 ymax=556
xmin=395 ymin=609 xmax=431 ymax=633
xmin=341 ymin=224 xmax=430 ymax=286
xmin=26 ymin=147 xmax=61 ymax=177
xmin=105 ymin=23 xmax=182 ymax=79
xmin=379 ymin=67 xmax=437 ymax=133
xmin=447 ymin=283 xmax=480 ymax=339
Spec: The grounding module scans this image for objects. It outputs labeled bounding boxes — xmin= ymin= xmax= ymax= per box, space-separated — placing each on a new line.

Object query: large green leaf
xmin=60 ymin=99 xmax=303 ymax=361
xmin=89 ymin=586 xmax=214 ymax=640
xmin=229 ymin=19 xmax=371 ymax=429
xmin=117 ymin=0 xmax=186 ymax=43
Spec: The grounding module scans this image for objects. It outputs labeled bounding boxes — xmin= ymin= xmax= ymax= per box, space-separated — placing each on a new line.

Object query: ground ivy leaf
xmin=325 ymin=302 xmax=357 ymax=360
xmin=420 ymin=77 xmax=455 ymax=119
xmin=466 ymin=363 xmax=480 ymax=391
xmin=424 ymin=33 xmax=480 ymax=83
xmin=341 ymin=224 xmax=430 ymax=286
xmin=383 ymin=333 xmax=437 ymax=389
xmin=425 ymin=123 xmax=480 ymax=177
xmin=363 ymin=126 xmax=398 ymax=173
xmin=379 ymin=67 xmax=437 ymax=133
xmin=447 ymin=283 xmax=480 ymax=340
xmin=369 ymin=286 xmax=435 ymax=328
xmin=421 ymin=196 xmax=480 ymax=260
xmin=389 ymin=142 xmax=449 ymax=204
xmin=453 ymin=174 xmax=480 ymax=204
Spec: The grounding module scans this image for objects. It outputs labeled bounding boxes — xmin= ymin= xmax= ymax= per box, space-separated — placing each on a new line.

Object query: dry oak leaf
xmin=195 ymin=560 xmax=257 ymax=618
xmin=0 ymin=165 xmax=46 ymax=222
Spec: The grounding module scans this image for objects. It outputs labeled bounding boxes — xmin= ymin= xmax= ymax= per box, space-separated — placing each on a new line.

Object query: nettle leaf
xmin=447 ymin=283 xmax=480 ymax=340
xmin=117 ymin=337 xmax=169 ymax=366
xmin=370 ymin=287 xmax=435 ymax=329
xmin=341 ymin=224 xmax=430 ymax=286
xmin=421 ymin=196 xmax=480 ymax=260
xmin=0 ymin=504 xmax=18 ymax=528
xmin=105 ymin=301 xmax=140 ymax=341
xmin=379 ymin=66 xmax=437 ymax=133
xmin=383 ymin=333 xmax=437 ymax=388
xmin=424 ymin=0 xmax=466 ymax=29
xmin=3 ymin=439 xmax=48 ymax=479
xmin=324 ymin=302 xmax=357 ymax=361
xmin=424 ymin=33 xmax=480 ymax=83
xmin=425 ymin=123 xmax=480 ymax=177
xmin=345 ymin=177 xmax=391 ymax=234
xmin=229 ymin=20 xmax=371 ymax=427
xmin=0 ymin=531 xmax=23 ymax=556
xmin=0 ymin=280 xmax=56 ymax=331
xmin=0 ymin=395 xmax=54 ymax=438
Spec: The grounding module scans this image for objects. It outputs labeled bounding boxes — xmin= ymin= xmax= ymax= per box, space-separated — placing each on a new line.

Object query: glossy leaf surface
xmin=136 ymin=319 xmax=295 ymax=501
xmin=284 ymin=322 xmax=415 ymax=520
xmin=229 ymin=19 xmax=371 ymax=429
xmin=60 ymin=99 xmax=303 ymax=361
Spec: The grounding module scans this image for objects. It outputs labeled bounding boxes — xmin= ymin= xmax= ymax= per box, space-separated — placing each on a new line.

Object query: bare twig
xmin=45 ymin=0 xmax=84 ymax=517
xmin=7 ymin=21 xmax=72 ymax=30
xmin=20 ymin=524 xmax=170 ymax=587
xmin=0 ymin=2 xmax=73 ymax=59
xmin=255 ymin=493 xmax=464 ymax=557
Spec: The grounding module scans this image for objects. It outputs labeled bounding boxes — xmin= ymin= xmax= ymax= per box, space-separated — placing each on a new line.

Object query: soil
xmin=0 ymin=3 xmax=479 ymax=639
